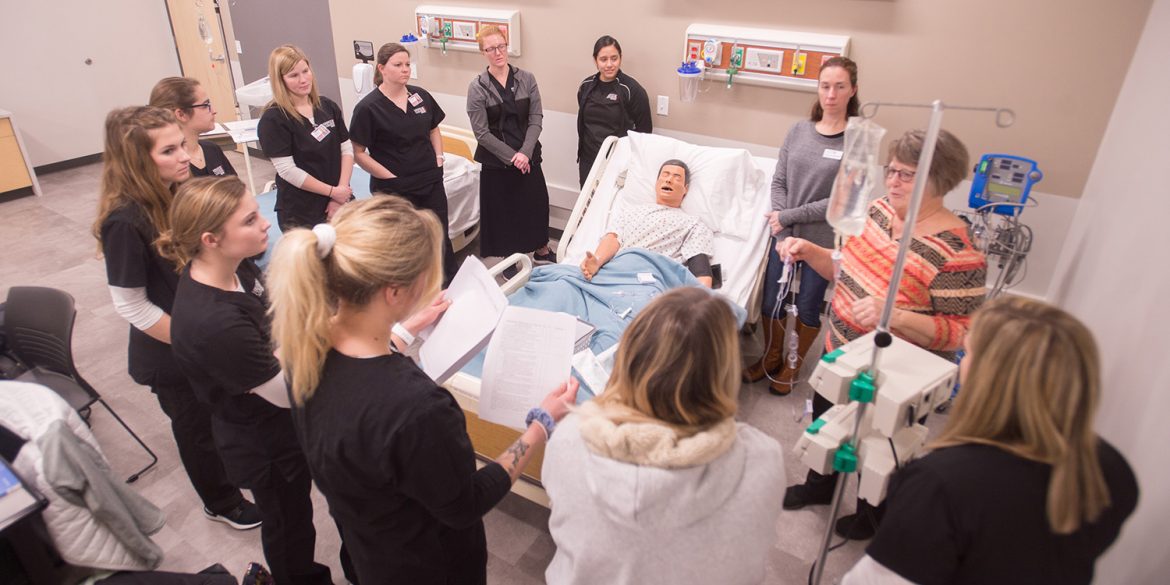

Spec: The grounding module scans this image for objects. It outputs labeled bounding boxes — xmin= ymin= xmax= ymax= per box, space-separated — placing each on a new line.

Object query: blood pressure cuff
xmin=685 ymin=254 xmax=713 ymax=278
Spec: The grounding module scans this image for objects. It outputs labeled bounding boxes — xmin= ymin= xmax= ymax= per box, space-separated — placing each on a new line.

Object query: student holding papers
xmin=267 ymin=196 xmax=577 ymax=585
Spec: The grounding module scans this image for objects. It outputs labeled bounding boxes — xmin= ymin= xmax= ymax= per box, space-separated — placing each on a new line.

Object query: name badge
xmin=414 ymin=107 xmax=427 ymax=114
xmin=212 ymin=166 xmax=225 ymax=176
xmin=408 ymin=93 xmax=423 ymax=107
xmin=636 ymin=272 xmax=657 ymax=284
xmin=823 ymin=148 xmax=844 ymax=160
xmin=251 ymin=278 xmax=265 ymax=297
xmin=311 ymin=124 xmax=331 ymax=142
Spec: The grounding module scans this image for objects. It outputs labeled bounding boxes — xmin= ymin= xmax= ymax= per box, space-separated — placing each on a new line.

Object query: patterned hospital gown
xmin=611 ymin=204 xmax=714 ymax=263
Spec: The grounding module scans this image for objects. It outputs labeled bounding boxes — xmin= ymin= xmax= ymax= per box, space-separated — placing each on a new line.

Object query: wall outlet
xmin=657 ymin=95 xmax=669 ymax=116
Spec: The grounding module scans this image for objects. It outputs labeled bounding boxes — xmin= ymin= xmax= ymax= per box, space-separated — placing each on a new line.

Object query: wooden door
xmin=165 ymin=0 xmax=238 ymax=124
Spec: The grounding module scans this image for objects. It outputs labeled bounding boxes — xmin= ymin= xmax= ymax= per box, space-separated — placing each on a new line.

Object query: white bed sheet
xmin=350 ymin=158 xmax=480 ymax=239
xmin=559 ymin=137 xmax=775 ymax=310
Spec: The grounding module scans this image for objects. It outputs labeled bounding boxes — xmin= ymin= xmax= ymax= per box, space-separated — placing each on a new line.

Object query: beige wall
xmin=0 ymin=0 xmax=181 ymax=166
xmin=328 ymin=0 xmax=1151 ymax=198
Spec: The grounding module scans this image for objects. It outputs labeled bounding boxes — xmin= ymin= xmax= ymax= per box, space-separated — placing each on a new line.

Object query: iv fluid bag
xmin=827 ymin=117 xmax=887 ymax=237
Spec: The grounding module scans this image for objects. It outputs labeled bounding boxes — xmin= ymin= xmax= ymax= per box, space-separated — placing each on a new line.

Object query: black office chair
xmin=3 ymin=286 xmax=158 ymax=483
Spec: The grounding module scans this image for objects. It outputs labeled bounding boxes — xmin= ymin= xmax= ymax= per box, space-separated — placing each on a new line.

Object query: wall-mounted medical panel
xmin=416 ymin=5 xmax=521 ymax=56
xmin=684 ymin=24 xmax=850 ymax=92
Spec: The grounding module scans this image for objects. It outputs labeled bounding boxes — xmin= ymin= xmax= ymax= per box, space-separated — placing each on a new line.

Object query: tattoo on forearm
xmin=504 ymin=439 xmax=530 ymax=471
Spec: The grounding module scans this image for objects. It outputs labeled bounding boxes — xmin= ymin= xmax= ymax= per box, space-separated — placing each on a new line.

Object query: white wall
xmin=0 ymin=1 xmax=181 ymax=167
xmin=1048 ymin=0 xmax=1170 ymax=582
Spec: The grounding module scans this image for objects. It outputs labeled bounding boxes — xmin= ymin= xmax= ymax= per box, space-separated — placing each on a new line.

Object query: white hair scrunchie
xmin=311 ymin=223 xmax=336 ymax=259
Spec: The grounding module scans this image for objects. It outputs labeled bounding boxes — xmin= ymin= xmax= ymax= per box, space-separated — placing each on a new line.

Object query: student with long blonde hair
xmin=258 ymin=44 xmax=354 ymax=229
xmin=543 ymin=287 xmax=785 ymax=585
xmin=158 ymin=176 xmax=336 ymax=585
xmin=843 ymin=297 xmax=1139 ymax=585
xmin=267 ymin=196 xmax=577 ymax=584
xmin=94 ymin=106 xmax=260 ymax=529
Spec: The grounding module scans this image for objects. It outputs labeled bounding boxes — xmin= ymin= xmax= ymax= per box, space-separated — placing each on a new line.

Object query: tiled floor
xmin=1 ymin=151 xmax=885 ymax=583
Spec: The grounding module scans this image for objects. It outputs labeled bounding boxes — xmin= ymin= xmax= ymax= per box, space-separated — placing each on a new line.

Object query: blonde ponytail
xmin=267 ymin=196 xmax=443 ymax=405
xmin=267 ymin=227 xmax=335 ymax=405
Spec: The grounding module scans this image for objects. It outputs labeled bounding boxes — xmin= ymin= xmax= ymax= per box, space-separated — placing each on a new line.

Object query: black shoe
xmin=834 ymin=511 xmax=878 ymax=540
xmin=204 ymin=500 xmax=262 ymax=530
xmin=782 ymin=479 xmax=834 ymax=510
xmin=241 ymin=562 xmax=274 ymax=585
xmin=534 ymin=248 xmax=556 ymax=264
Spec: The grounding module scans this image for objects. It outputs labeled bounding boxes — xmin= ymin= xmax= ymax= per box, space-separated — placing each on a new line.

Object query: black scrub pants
xmin=249 ymin=464 xmax=333 ymax=585
xmin=374 ymin=181 xmax=456 ymax=283
xmin=151 ymin=379 xmax=243 ymax=515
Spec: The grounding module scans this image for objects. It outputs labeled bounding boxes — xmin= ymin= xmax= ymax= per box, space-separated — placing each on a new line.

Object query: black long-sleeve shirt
xmin=293 ymin=351 xmax=511 ymax=585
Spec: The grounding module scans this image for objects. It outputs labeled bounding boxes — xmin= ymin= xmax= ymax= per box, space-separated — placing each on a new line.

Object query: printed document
xmin=419 ymin=257 xmax=508 ymax=383
xmin=479 ymin=307 xmax=575 ymax=430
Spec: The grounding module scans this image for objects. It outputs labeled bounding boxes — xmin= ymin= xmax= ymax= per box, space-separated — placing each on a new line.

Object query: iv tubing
xmin=810 ymin=100 xmax=947 ymax=585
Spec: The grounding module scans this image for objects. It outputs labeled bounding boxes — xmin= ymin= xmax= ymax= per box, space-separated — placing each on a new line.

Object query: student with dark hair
xmin=149 ymin=76 xmax=236 ymax=178
xmin=350 ymin=42 xmax=455 ymax=281
xmin=576 ymin=35 xmax=652 ymax=186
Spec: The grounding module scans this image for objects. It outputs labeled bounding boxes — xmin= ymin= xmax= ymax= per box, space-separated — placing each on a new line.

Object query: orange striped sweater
xmin=827 ymin=199 xmax=987 ymax=361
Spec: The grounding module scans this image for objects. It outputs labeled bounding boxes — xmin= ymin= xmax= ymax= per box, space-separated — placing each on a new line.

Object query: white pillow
xmin=621 ymin=132 xmax=763 ymax=240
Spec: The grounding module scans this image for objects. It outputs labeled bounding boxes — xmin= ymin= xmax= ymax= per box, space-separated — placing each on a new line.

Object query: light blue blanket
xmin=461 ymin=249 xmax=745 ymax=400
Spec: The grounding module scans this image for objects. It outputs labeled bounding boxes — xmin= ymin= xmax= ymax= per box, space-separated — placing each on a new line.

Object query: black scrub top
xmin=257 ymin=96 xmax=349 ymax=227
xmin=100 ymin=203 xmax=182 ymax=387
xmin=170 ymin=261 xmax=302 ymax=488
xmin=580 ymin=79 xmax=625 ymax=158
xmin=293 ymin=351 xmax=511 ymax=584
xmin=190 ymin=140 xmax=237 ymax=178
xmin=350 ymin=86 xmax=446 ymax=194
xmin=867 ymin=441 xmax=1139 ymax=585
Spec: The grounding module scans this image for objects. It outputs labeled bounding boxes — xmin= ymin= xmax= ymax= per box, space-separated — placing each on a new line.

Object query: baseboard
xmin=0 ymin=187 xmax=35 ymax=203
xmin=34 ymin=153 xmax=103 ymax=175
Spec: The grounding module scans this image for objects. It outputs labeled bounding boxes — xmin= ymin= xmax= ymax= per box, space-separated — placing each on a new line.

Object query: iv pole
xmin=809 ymin=99 xmax=1013 ymax=585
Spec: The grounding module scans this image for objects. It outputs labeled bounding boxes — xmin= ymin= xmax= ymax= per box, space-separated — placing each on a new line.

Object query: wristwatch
xmin=525 ymin=407 xmax=556 ymax=438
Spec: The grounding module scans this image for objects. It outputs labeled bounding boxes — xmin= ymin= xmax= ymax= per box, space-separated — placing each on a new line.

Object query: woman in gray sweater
xmin=544 ymin=288 xmax=784 ymax=585
xmin=466 ymin=24 xmax=553 ymax=263
xmin=743 ymin=56 xmax=860 ymax=395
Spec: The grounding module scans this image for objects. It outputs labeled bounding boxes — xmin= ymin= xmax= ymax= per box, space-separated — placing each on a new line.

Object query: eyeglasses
xmin=883 ymin=165 xmax=917 ymax=183
xmin=482 ymin=44 xmax=507 ymax=54
xmin=189 ymin=100 xmax=213 ymax=111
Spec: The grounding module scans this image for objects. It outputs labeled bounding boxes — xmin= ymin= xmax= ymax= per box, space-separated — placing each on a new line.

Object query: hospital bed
xmin=443 ymin=132 xmax=776 ymax=505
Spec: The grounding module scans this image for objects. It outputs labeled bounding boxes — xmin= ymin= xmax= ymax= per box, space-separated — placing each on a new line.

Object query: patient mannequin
xmin=579 ymin=159 xmax=714 ymax=287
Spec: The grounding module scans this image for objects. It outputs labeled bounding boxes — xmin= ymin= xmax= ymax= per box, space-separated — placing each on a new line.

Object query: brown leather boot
xmin=769 ymin=321 xmax=821 ymax=395
xmin=742 ymin=317 xmax=787 ymax=383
